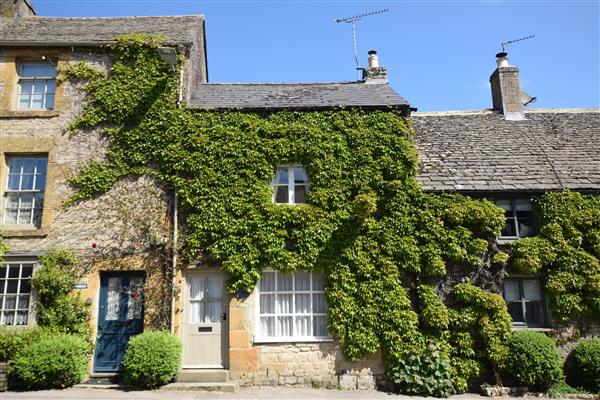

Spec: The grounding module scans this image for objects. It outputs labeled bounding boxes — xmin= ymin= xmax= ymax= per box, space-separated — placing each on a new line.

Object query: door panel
xmin=183 ymin=272 xmax=228 ymax=368
xmin=94 ymin=272 xmax=144 ymax=372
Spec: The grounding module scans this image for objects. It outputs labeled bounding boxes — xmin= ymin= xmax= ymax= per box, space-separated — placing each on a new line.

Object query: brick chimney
xmin=362 ymin=50 xmax=388 ymax=84
xmin=0 ymin=0 xmax=36 ymax=17
xmin=489 ymin=52 xmax=524 ymax=120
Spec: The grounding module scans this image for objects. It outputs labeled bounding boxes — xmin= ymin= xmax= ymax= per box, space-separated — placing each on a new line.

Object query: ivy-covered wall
xmin=61 ymin=36 xmax=599 ymax=394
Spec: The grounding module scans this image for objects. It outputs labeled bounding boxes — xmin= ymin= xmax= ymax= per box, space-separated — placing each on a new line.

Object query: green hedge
xmin=10 ymin=333 xmax=89 ymax=389
xmin=565 ymin=339 xmax=600 ymax=392
xmin=504 ymin=331 xmax=564 ymax=390
xmin=123 ymin=331 xmax=182 ymax=389
xmin=0 ymin=326 xmax=53 ymax=363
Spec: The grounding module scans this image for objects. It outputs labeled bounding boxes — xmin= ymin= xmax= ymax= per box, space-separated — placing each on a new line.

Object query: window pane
xmin=31 ymin=94 xmax=43 ymax=109
xmin=313 ymin=316 xmax=328 ymax=336
xmin=523 ymin=280 xmax=542 ymax=301
xmin=7 ymin=174 xmax=20 ymax=190
xmin=16 ymin=311 xmax=28 ymax=325
xmin=276 ymin=293 xmax=292 ymax=314
xmin=19 ymin=194 xmax=33 ymax=208
xmin=274 ymin=186 xmax=288 ymax=203
xmin=501 ymin=217 xmax=517 ymax=237
xmin=4 ymin=294 xmax=16 ymax=308
xmin=293 ymin=167 xmax=307 ymax=183
xmin=36 ymin=159 xmax=48 ymax=175
xmin=0 ymin=266 xmax=6 ymax=278
xmin=21 ymin=64 xmax=40 ymax=76
xmin=8 ymin=158 xmax=23 ymax=172
xmin=503 ymin=280 xmax=520 ymax=302
xmin=260 ymin=272 xmax=275 ymax=292
xmin=205 ymin=301 xmax=222 ymax=322
xmin=106 ymin=277 xmax=121 ymax=321
xmin=526 ymin=301 xmax=545 ymax=325
xmin=5 ymin=194 xmax=19 ymax=208
xmin=207 ymin=277 xmax=223 ymax=299
xmin=274 ymin=168 xmax=288 ymax=185
xmin=277 ymin=316 xmax=293 ymax=336
xmin=18 ymin=209 xmax=32 ymax=224
xmin=18 ymin=95 xmax=30 ymax=109
xmin=20 ymin=175 xmax=34 ymax=190
xmin=21 ymin=266 xmax=33 ymax=278
xmin=277 ymin=273 xmax=293 ymax=291
xmin=295 ymin=316 xmax=310 ymax=336
xmin=8 ymin=266 xmax=19 ymax=278
xmin=45 ymin=94 xmax=55 ymax=109
xmin=32 ymin=208 xmax=43 ymax=228
xmin=17 ymin=295 xmax=30 ymax=309
xmin=19 ymin=80 xmax=34 ymax=94
xmin=20 ymin=279 xmax=31 ymax=294
xmin=22 ymin=159 xmax=36 ymax=174
xmin=189 ymin=276 xmax=205 ymax=301
xmin=190 ymin=301 xmax=203 ymax=323
xmin=33 ymin=81 xmax=46 ymax=94
xmin=260 ymin=316 xmax=275 ymax=337
xmin=294 ymin=185 xmax=307 ymax=204
xmin=313 ymin=293 xmax=327 ymax=313
xmin=4 ymin=210 xmax=17 ymax=224
xmin=295 ymin=271 xmax=310 ymax=291
xmin=508 ymin=302 xmax=524 ymax=323
xmin=295 ymin=294 xmax=310 ymax=314
xmin=515 ymin=199 xmax=532 ymax=211
xmin=2 ymin=312 xmax=15 ymax=325
xmin=260 ymin=294 xmax=274 ymax=314
xmin=46 ymin=80 xmax=56 ymax=94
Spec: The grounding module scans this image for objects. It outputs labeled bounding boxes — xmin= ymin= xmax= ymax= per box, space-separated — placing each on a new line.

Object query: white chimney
xmin=368 ymin=50 xmax=379 ymax=68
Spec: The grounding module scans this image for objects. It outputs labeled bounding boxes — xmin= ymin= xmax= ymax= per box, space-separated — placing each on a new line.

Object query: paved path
xmin=0 ymin=388 xmax=558 ymax=400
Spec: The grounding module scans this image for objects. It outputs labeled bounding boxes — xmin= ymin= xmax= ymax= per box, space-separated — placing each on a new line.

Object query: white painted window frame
xmin=16 ymin=62 xmax=57 ymax=110
xmin=494 ymin=198 xmax=533 ymax=241
xmin=254 ymin=270 xmax=332 ymax=343
xmin=271 ymin=165 xmax=309 ymax=205
xmin=0 ymin=258 xmax=37 ymax=326
xmin=3 ymin=156 xmax=48 ymax=228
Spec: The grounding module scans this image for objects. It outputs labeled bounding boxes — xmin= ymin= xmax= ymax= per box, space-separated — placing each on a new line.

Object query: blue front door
xmin=94 ymin=271 xmax=145 ymax=372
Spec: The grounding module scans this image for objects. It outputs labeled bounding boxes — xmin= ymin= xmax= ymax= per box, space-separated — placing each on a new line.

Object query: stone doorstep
xmin=176 ymin=369 xmax=230 ymax=383
xmin=160 ymin=381 xmax=239 ymax=393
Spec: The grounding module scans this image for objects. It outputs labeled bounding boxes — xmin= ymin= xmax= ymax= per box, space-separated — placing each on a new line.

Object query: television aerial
xmin=499 ymin=34 xmax=537 ymax=106
xmin=335 ymin=8 xmax=390 ymax=79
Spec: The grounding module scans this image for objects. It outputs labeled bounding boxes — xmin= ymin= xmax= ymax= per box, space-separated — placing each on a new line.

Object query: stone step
xmin=176 ymin=369 xmax=230 ymax=383
xmin=160 ymin=381 xmax=239 ymax=393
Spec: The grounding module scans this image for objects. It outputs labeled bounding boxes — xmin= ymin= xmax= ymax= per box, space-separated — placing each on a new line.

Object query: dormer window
xmin=494 ymin=199 xmax=533 ymax=240
xmin=272 ymin=166 xmax=308 ymax=205
xmin=17 ymin=62 xmax=56 ymax=110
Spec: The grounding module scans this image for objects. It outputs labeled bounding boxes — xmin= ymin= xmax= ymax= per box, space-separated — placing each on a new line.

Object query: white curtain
xmin=295 ymin=316 xmax=310 ymax=336
xmin=277 ymin=293 xmax=292 ymax=314
xmin=126 ymin=277 xmax=143 ymax=320
xmin=278 ymin=316 xmax=292 ymax=336
xmin=189 ymin=277 xmax=204 ymax=323
xmin=523 ymin=280 xmax=542 ymax=301
xmin=504 ymin=280 xmax=520 ymax=302
xmin=106 ymin=277 xmax=120 ymax=320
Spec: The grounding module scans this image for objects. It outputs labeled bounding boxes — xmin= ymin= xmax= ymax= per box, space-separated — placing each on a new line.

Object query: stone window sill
xmin=253 ymin=336 xmax=334 ymax=344
xmin=0 ymin=110 xmax=59 ymax=118
xmin=0 ymin=227 xmax=49 ymax=237
xmin=511 ymin=326 xmax=553 ymax=332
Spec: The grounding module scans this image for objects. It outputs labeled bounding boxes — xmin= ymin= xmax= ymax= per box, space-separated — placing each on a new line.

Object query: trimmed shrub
xmin=0 ymin=326 xmax=52 ymax=363
xmin=123 ymin=331 xmax=182 ymax=389
xmin=504 ymin=331 xmax=564 ymax=390
xmin=565 ymin=339 xmax=600 ymax=392
xmin=390 ymin=343 xmax=455 ymax=397
xmin=10 ymin=333 xmax=89 ymax=389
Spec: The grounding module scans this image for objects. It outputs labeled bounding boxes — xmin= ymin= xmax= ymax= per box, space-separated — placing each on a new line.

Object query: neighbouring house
xmin=1 ymin=0 xmax=599 ymax=392
xmin=0 ymin=0 xmax=206 ymax=375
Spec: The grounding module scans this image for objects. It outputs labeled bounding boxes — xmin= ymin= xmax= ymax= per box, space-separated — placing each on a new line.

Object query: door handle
xmin=222 ymin=312 xmax=227 ymax=321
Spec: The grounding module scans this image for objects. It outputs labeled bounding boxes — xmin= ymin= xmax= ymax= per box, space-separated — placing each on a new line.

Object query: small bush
xmin=504 ymin=331 xmax=564 ymax=390
xmin=123 ymin=331 xmax=182 ymax=389
xmin=10 ymin=333 xmax=89 ymax=389
xmin=390 ymin=343 xmax=455 ymax=397
xmin=565 ymin=339 xmax=600 ymax=392
xmin=0 ymin=326 xmax=52 ymax=363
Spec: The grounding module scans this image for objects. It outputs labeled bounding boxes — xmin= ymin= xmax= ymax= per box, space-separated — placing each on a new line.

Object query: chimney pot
xmin=368 ymin=50 xmax=379 ymax=68
xmin=490 ymin=52 xmax=524 ymax=120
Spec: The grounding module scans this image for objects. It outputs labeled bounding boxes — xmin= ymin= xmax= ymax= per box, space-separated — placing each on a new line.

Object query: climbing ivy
xmin=512 ymin=191 xmax=600 ymax=323
xmin=65 ymin=36 xmax=512 ymax=395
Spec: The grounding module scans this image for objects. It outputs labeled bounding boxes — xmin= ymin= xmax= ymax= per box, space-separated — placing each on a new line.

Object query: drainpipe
xmin=157 ymin=46 xmax=181 ymax=335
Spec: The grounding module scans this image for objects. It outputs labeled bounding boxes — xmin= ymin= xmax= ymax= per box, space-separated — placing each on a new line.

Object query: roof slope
xmin=189 ymin=82 xmax=412 ymax=110
xmin=413 ymin=109 xmax=600 ymax=193
xmin=0 ymin=15 xmax=204 ymax=46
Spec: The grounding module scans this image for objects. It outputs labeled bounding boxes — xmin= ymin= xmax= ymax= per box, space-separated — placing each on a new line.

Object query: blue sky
xmin=34 ymin=1 xmax=599 ymax=111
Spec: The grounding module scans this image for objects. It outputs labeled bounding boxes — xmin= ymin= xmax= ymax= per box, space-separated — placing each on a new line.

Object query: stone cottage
xmin=1 ymin=0 xmax=599 ymax=393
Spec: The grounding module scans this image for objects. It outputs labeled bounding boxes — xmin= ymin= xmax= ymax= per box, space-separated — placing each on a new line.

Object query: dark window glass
xmin=275 ymin=186 xmax=288 ymax=204
xmin=503 ymin=278 xmax=546 ymax=327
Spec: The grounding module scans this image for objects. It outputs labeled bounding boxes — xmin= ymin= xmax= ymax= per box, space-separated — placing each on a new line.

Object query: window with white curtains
xmin=0 ymin=260 xmax=35 ymax=326
xmin=189 ymin=276 xmax=224 ymax=323
xmin=257 ymin=271 xmax=329 ymax=341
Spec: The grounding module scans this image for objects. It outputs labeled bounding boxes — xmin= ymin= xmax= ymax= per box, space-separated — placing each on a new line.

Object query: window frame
xmin=16 ymin=62 xmax=57 ymax=111
xmin=271 ymin=165 xmax=309 ymax=205
xmin=3 ymin=155 xmax=48 ymax=229
xmin=494 ymin=198 xmax=534 ymax=241
xmin=502 ymin=277 xmax=548 ymax=329
xmin=254 ymin=270 xmax=331 ymax=343
xmin=0 ymin=258 xmax=37 ymax=327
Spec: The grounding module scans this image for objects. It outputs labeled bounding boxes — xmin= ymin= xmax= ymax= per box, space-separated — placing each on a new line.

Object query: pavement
xmin=0 ymin=388 xmax=562 ymax=400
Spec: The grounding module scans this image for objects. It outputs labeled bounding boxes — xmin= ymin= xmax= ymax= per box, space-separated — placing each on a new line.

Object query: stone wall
xmin=225 ymin=288 xmax=385 ymax=390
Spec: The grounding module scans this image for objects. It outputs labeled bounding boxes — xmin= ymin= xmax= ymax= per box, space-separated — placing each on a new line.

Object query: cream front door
xmin=182 ymin=271 xmax=228 ymax=368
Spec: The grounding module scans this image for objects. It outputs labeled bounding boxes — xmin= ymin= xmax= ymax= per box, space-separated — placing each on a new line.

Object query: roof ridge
xmin=196 ymin=81 xmax=368 ymax=86
xmin=1 ymin=15 xmax=205 ymax=20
